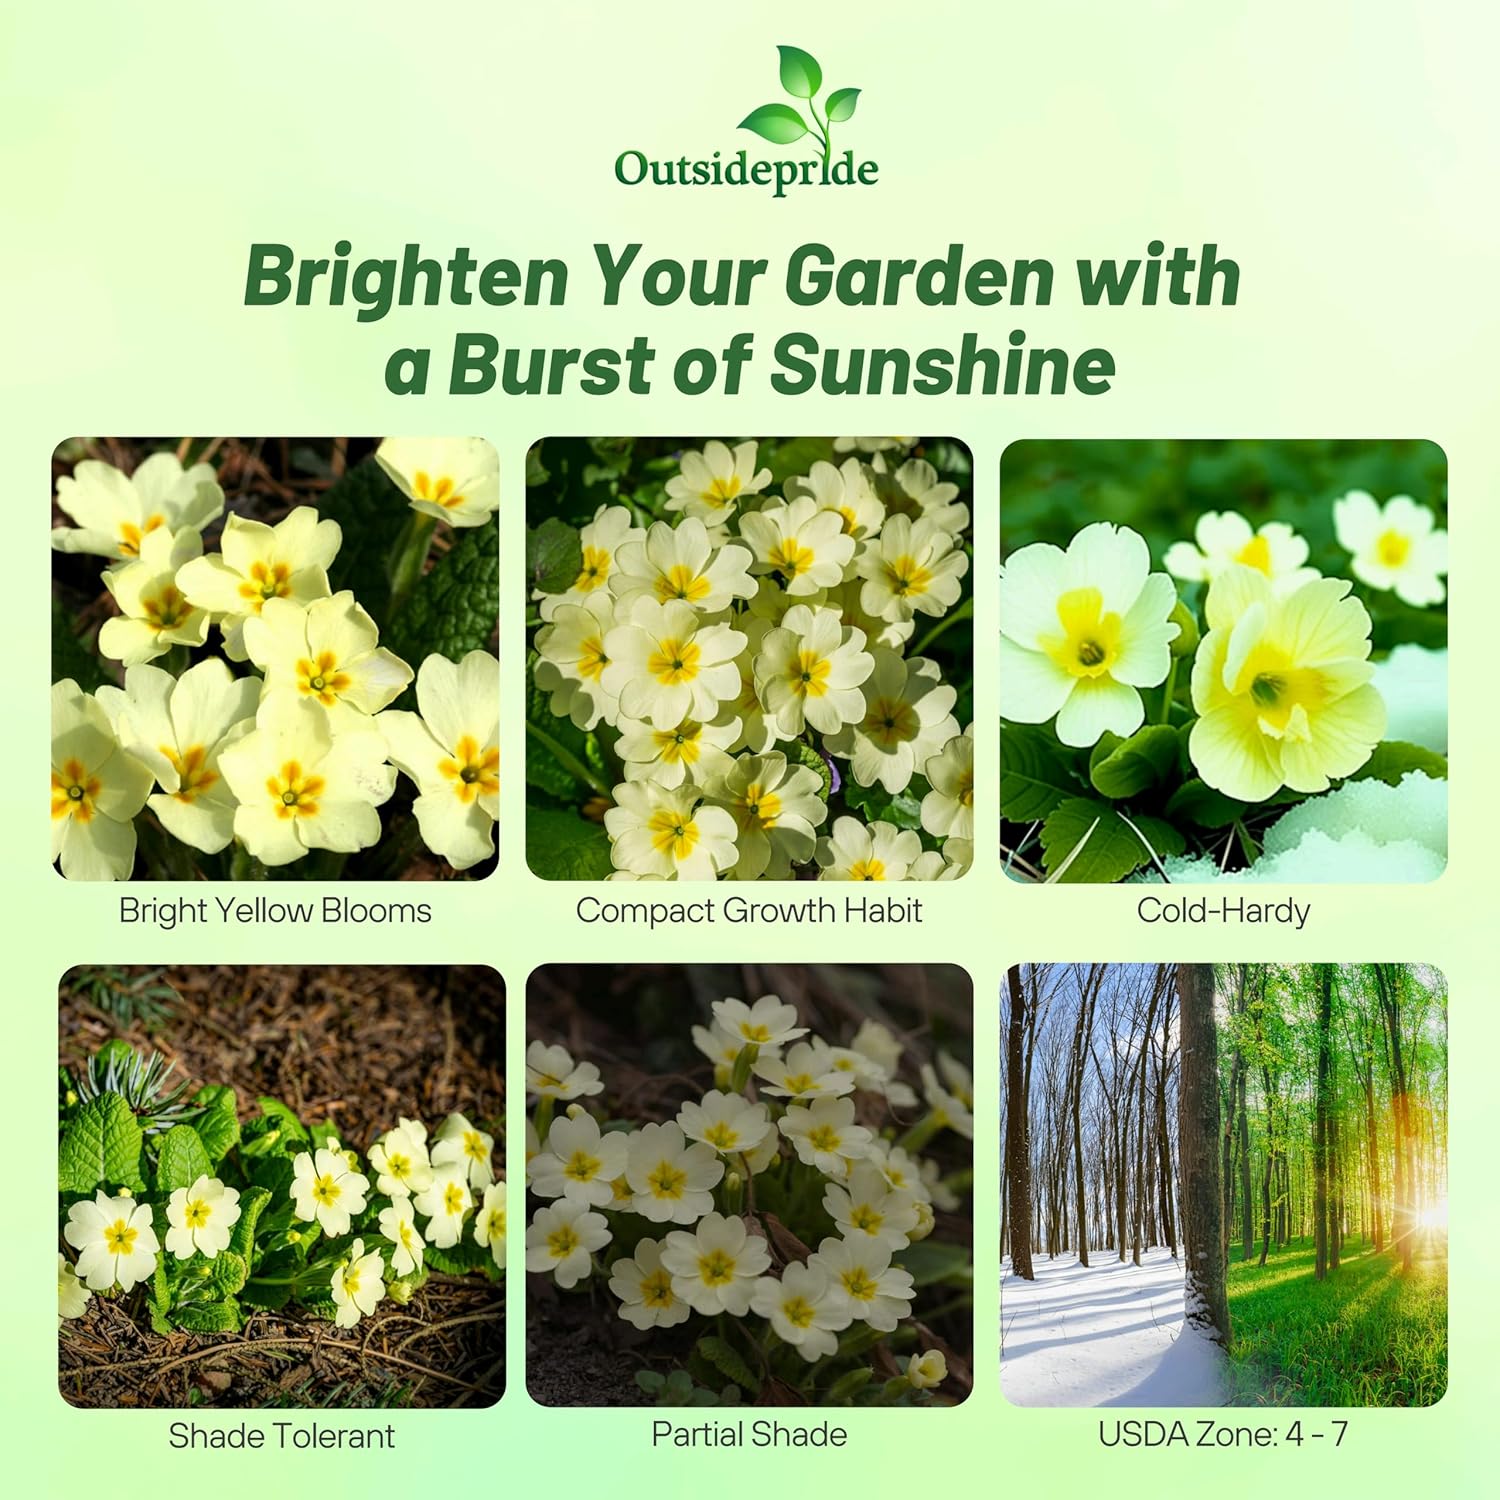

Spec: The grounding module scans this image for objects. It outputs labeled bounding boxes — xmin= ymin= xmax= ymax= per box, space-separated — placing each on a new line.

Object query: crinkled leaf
xmin=777 ymin=44 xmax=822 ymax=98
xmin=825 ymin=1367 xmax=874 ymax=1402
xmin=59 ymin=1094 xmax=144 ymax=1194
xmin=825 ymin=86 xmax=860 ymax=122
xmin=843 ymin=779 xmax=923 ymax=831
xmin=526 ymin=807 xmax=615 ymax=880
xmin=526 ymin=517 xmax=582 ymax=595
xmin=1347 ymin=740 xmax=1448 ymax=785
xmin=739 ymin=103 xmax=809 ymax=144
xmin=1039 ymin=798 xmax=1185 ymax=883
xmin=319 ymin=457 xmax=410 ymax=624
xmin=1089 ymin=725 xmax=1180 ymax=800
xmin=255 ymin=1096 xmax=309 ymax=1143
xmin=192 ymin=1085 xmax=239 ymax=1164
xmin=423 ymin=1239 xmax=494 ymax=1276
xmin=1000 ymin=724 xmax=1084 ymax=821
xmin=696 ymin=1336 xmax=760 ymax=1395
xmin=210 ymin=1250 xmax=249 ymax=1297
xmin=155 ymin=1125 xmax=213 ymax=1193
xmin=228 ymin=1186 xmax=273 ymax=1261
xmin=239 ymin=1278 xmax=292 ymax=1311
xmin=173 ymin=1300 xmax=242 ymax=1334
xmin=789 ymin=740 xmax=832 ymax=799
xmin=387 ymin=513 xmax=498 ymax=670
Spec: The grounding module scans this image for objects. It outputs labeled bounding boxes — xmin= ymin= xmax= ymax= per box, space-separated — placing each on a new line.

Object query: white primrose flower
xmin=602 ymin=597 xmax=745 ymax=729
xmin=58 ymin=1254 xmax=92 ymax=1323
xmin=691 ymin=1021 xmax=750 ymax=1078
xmin=97 ymin=661 xmax=259 ymax=856
xmin=537 ymin=505 xmax=644 ymax=618
xmin=878 ymin=456 xmax=970 ymax=536
xmin=1164 ymin=510 xmax=1318 ymax=593
xmin=999 ymin=521 xmax=1179 ymax=747
xmin=846 ymin=1025 xmax=919 ymax=1108
xmin=936 ymin=1050 xmax=974 ymax=1110
xmin=368 ymin=1117 xmax=434 ymax=1198
xmin=754 ymin=604 xmax=874 ymax=737
xmin=707 ymin=751 xmax=827 ymax=880
xmin=331 ymin=1239 xmax=386 ymax=1329
xmin=609 ymin=1237 xmax=691 ymax=1330
xmin=64 ymin=1190 xmax=161 ymax=1291
xmin=808 ymin=1235 xmax=915 ymax=1332
xmin=787 ymin=456 xmax=885 ymax=541
xmin=835 ymin=436 xmax=916 ymax=455
xmin=526 ymin=1202 xmax=610 ymax=1288
xmin=51 ymin=678 xmax=154 ymax=881
xmin=754 ymin=1041 xmax=857 ymax=1101
xmin=866 ymin=1142 xmax=931 ymax=1202
xmin=907 ymin=1350 xmax=948 ymax=1389
xmin=98 ymin=527 xmax=211 ymax=665
xmin=611 ymin=517 xmax=755 ymax=614
xmin=526 ymin=1041 xmax=604 ymax=1100
xmin=659 ymin=1212 xmax=771 ymax=1316
xmin=52 ymin=452 xmax=223 ymax=560
xmin=1333 ymin=490 xmax=1448 ymax=606
xmin=433 ymin=1111 xmax=496 ymax=1190
xmin=379 ymin=649 xmax=498 ymax=871
xmin=604 ymin=781 xmax=740 ymax=880
xmin=712 ymin=994 xmax=807 ymax=1049
xmin=828 ymin=649 xmax=958 ymax=795
xmin=474 ymin=1181 xmax=506 ymax=1270
xmin=676 ymin=1089 xmax=772 ymax=1155
xmin=378 ymin=1199 xmax=426 ymax=1277
xmin=244 ymin=592 xmax=412 ymax=729
xmin=750 ymin=1261 xmax=851 ymax=1361
xmin=664 ymin=440 xmax=772 ymax=527
xmin=921 ymin=727 xmax=974 ymax=841
xmin=779 ymin=1097 xmax=874 ymax=1175
xmin=176 ymin=505 xmax=342 ymax=659
xmin=626 ymin=1121 xmax=724 ymax=1223
xmin=615 ymin=712 xmax=740 ymax=789
xmin=414 ymin=1161 xmax=473 ymax=1248
xmin=919 ymin=1155 xmax=962 ymax=1213
xmin=816 ymin=816 xmax=922 ymax=882
xmin=218 ymin=695 xmax=394 ymax=866
xmin=290 ymin=1148 xmax=370 ymax=1236
xmin=528 ymin=1111 xmax=628 ymax=1207
xmin=375 ymin=436 xmax=498 ymax=528
xmin=920 ymin=1062 xmax=975 ymax=1140
xmin=165 ymin=1175 xmax=241 ymax=1260
xmin=534 ymin=594 xmax=622 ymax=730
xmin=739 ymin=496 xmax=857 ymax=595
xmin=745 ymin=574 xmax=829 ymax=625
xmin=856 ymin=513 xmax=968 ymax=623
xmin=823 ymin=1163 xmax=921 ymax=1252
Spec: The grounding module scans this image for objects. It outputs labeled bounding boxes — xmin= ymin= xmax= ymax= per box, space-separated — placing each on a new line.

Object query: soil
xmin=58 ymin=963 xmax=505 ymax=1409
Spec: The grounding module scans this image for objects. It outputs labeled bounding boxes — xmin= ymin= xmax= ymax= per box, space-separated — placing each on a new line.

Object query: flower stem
xmin=387 ymin=511 xmax=438 ymax=614
xmin=896 ymin=1112 xmax=941 ymax=1155
xmin=911 ymin=598 xmax=973 ymax=657
xmin=524 ymin=720 xmax=612 ymax=799
xmin=533 ymin=1095 xmax=555 ymax=1146
xmin=1156 ymin=656 xmax=1179 ymax=724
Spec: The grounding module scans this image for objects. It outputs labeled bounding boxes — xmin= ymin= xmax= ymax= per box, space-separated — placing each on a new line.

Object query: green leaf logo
xmin=777 ymin=44 xmax=822 ymax=99
xmin=825 ymin=86 xmax=860 ymax=123
xmin=739 ymin=103 xmax=811 ymax=145
xmin=739 ymin=44 xmax=863 ymax=165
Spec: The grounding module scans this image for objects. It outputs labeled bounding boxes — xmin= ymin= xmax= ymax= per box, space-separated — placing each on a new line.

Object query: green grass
xmin=1223 ymin=1235 xmax=1447 ymax=1407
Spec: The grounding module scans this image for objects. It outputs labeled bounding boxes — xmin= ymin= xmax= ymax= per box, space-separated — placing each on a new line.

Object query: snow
xmin=1001 ymin=1246 xmax=1226 ymax=1407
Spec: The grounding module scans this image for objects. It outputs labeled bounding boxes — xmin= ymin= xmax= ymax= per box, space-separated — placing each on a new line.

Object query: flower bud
xmin=1168 ymin=599 xmax=1199 ymax=658
xmin=906 ymin=1350 xmax=947 ymax=1390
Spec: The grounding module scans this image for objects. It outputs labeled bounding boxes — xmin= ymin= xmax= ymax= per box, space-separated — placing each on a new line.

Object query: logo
xmin=615 ymin=44 xmax=879 ymax=199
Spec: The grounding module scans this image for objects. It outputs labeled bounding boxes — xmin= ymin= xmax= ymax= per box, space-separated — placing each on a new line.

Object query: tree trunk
xmin=1314 ymin=964 xmax=1333 ymax=1279
xmin=1005 ymin=966 xmax=1036 ymax=1280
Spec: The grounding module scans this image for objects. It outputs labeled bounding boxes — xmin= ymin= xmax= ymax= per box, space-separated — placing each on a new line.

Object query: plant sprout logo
xmin=614 ymin=44 xmax=878 ymax=199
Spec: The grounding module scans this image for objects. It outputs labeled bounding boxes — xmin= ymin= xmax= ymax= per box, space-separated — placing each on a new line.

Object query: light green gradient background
xmin=3 ymin=0 xmax=1495 ymax=1494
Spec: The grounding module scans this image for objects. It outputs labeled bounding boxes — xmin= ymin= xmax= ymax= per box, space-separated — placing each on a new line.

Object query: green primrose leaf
xmin=319 ymin=457 xmax=411 ymax=625
xmin=526 ymin=517 xmax=583 ymax=595
xmin=843 ymin=779 xmax=923 ymax=830
xmin=526 ymin=807 xmax=615 ymax=880
xmin=52 ymin=597 xmax=109 ymax=693
xmin=1088 ymin=725 xmax=1180 ymax=800
xmin=896 ymin=1238 xmax=974 ymax=1288
xmin=59 ymin=1093 xmax=144 ymax=1194
xmin=1000 ymin=724 xmax=1084 ymax=821
xmin=210 ymin=1250 xmax=249 ymax=1297
xmin=825 ymin=1367 xmax=874 ymax=1403
xmin=1164 ymin=778 xmax=1250 ymax=828
xmin=695 ymin=1336 xmax=760 ymax=1395
xmin=1347 ymin=740 xmax=1448 ymax=785
xmin=739 ymin=103 xmax=810 ymax=144
xmin=173 ymin=1300 xmax=242 ymax=1334
xmin=1039 ymin=797 xmax=1185 ymax=883
xmin=777 ymin=44 xmax=822 ymax=98
xmin=824 ymin=86 xmax=860 ymax=122
xmin=789 ymin=739 xmax=833 ymax=798
xmin=228 ymin=1186 xmax=272 ymax=1261
xmin=255 ymin=1096 xmax=310 ymax=1143
xmin=386 ymin=513 xmax=499 ymax=670
xmin=192 ymin=1085 xmax=239 ymax=1164
xmin=422 ymin=1240 xmax=494 ymax=1276
xmin=155 ymin=1125 xmax=213 ymax=1194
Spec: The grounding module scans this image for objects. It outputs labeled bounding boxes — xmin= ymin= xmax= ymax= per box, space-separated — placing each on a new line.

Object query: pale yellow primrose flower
xmin=165 ymin=1175 xmax=241 ymax=1260
xmin=707 ymin=750 xmax=827 ymax=880
xmin=779 ymin=1097 xmax=874 ymax=1174
xmin=626 ymin=1121 xmax=724 ymax=1224
xmin=289 ymin=1148 xmax=370 ymax=1236
xmin=602 ymin=597 xmax=745 ymax=729
xmin=816 ymin=816 xmax=922 ymax=882
xmin=876 ymin=455 xmax=970 ymax=536
xmin=218 ymin=694 xmax=394 ymax=866
xmin=676 ymin=1089 xmax=772 ymax=1155
xmin=535 ymin=593 xmax=622 ymax=730
xmin=921 ymin=727 xmax=974 ymax=841
xmin=611 ymin=517 xmax=755 ymax=614
xmin=755 ymin=1041 xmax=857 ymax=1101
xmin=739 ymin=495 xmax=857 ymax=595
xmin=920 ymin=1062 xmax=976 ymax=1140
xmin=379 ymin=650 xmax=498 ymax=871
xmin=659 ymin=1211 xmax=771 ymax=1315
xmin=52 ymin=453 xmax=223 ymax=560
xmin=1333 ymin=490 xmax=1448 ymax=607
xmin=616 ymin=711 xmax=741 ymax=790
xmin=98 ymin=526 xmax=211 ymax=665
xmin=856 ymin=513 xmax=968 ymax=624
xmin=51 ymin=678 xmax=154 ymax=881
xmin=176 ymin=505 xmax=341 ymax=659
xmin=96 ymin=660 xmax=259 ymax=856
xmin=378 ymin=1199 xmax=426 ymax=1277
xmin=376 ymin=436 xmax=498 ymax=528
xmin=58 ymin=1254 xmax=92 ymax=1323
xmin=907 ymin=1350 xmax=948 ymax=1389
xmin=609 ymin=1237 xmax=691 ymax=1330
xmin=787 ymin=456 xmax=886 ymax=541
xmin=368 ymin=1117 xmax=433 ymax=1198
xmin=750 ymin=1261 xmax=851 ymax=1361
xmin=1163 ymin=510 xmax=1318 ymax=594
xmin=526 ymin=1202 xmax=610 ymax=1288
xmin=474 ymin=1182 xmax=506 ymax=1270
xmin=604 ymin=780 xmax=740 ymax=880
xmin=537 ymin=504 xmax=644 ymax=619
xmin=413 ymin=1161 xmax=473 ymax=1248
xmin=824 ymin=1162 xmax=921 ymax=1252
xmin=331 ymin=1238 xmax=386 ymax=1328
xmin=664 ymin=439 xmax=771 ymax=529
xmin=1188 ymin=565 xmax=1386 ymax=803
xmin=525 ymin=1040 xmax=604 ymax=1100
xmin=243 ymin=591 xmax=412 ymax=730
xmin=527 ymin=1111 xmax=628 ymax=1207
xmin=754 ymin=603 xmax=874 ymax=738
xmin=433 ymin=1111 xmax=496 ymax=1190
xmin=712 ymin=994 xmax=807 ymax=1048
xmin=64 ymin=1190 xmax=160 ymax=1291
xmin=828 ymin=649 xmax=958 ymax=795
xmin=807 ymin=1235 xmax=915 ymax=1332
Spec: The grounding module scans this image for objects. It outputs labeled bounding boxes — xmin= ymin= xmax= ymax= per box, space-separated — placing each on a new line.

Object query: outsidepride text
xmin=615 ymin=148 xmax=877 ymax=199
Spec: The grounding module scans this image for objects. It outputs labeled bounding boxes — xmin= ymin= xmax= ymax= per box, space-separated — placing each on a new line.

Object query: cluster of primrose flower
xmin=533 ymin=439 xmax=973 ymax=881
xmin=1001 ymin=491 xmax=1448 ymax=803
xmin=524 ymin=995 xmax=971 ymax=1396
xmin=50 ymin=439 xmax=499 ymax=879
xmin=60 ymin=1112 xmax=504 ymax=1331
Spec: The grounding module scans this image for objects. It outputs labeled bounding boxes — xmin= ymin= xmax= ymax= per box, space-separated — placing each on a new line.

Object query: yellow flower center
xmin=641 ymin=1269 xmax=676 ymax=1307
xmin=883 ymin=554 xmax=933 ymax=599
xmin=1236 ymin=645 xmax=1328 ymax=742
xmin=841 ymin=1268 xmax=878 ymax=1302
xmin=648 ymin=637 xmax=701 ymax=685
xmin=547 ymin=1224 xmax=580 ymax=1259
xmin=573 ymin=545 xmax=611 ymax=592
xmin=610 ymin=1176 xmax=634 ymax=1205
xmin=739 ymin=782 xmax=782 ymax=831
xmin=1234 ymin=533 xmax=1274 ymax=573
xmin=1043 ymin=587 xmax=1123 ymax=678
xmin=184 ymin=1197 xmax=211 ymax=1228
xmin=782 ymin=1295 xmax=816 ymax=1329
xmin=739 ymin=1023 xmax=773 ymax=1043
xmin=341 ymin=1264 xmax=362 ymax=1297
xmin=412 ymin=470 xmax=462 ymax=508
xmin=239 ymin=560 xmax=293 ymax=610
xmin=848 ymin=858 xmax=887 ymax=881
xmin=702 ymin=1121 xmax=740 ymax=1150
xmin=703 ymin=475 xmax=742 ymax=509
xmin=836 ymin=505 xmax=860 ymax=534
xmin=782 ymin=1072 xmax=816 ymax=1094
xmin=787 ymin=648 xmax=831 ymax=699
xmin=957 ymin=769 xmax=974 ymax=808
xmin=564 ymin=1149 xmax=603 ymax=1183
xmin=576 ymin=633 xmax=609 ymax=682
xmin=1376 ymin=529 xmax=1412 ymax=568
xmin=161 ymin=743 xmax=218 ymax=803
xmin=399 ymin=1223 xmax=417 ymax=1251
xmin=648 ymin=808 xmax=700 ymax=861
xmin=117 ymin=514 xmax=166 ymax=557
xmin=862 ymin=695 xmax=920 ymax=748
xmin=646 ymin=1160 xmax=688 ymax=1199
xmin=653 ymin=721 xmax=704 ymax=765
xmin=850 ymin=1205 xmax=883 ymax=1234
xmin=296 ymin=650 xmax=352 ymax=706
xmin=443 ymin=1182 xmax=466 ymax=1215
xmin=655 ymin=564 xmax=712 ymax=604
xmin=267 ymin=760 xmax=324 ymax=820
xmin=141 ymin=584 xmax=190 ymax=630
xmin=462 ymin=1130 xmax=487 ymax=1163
xmin=385 ymin=1151 xmax=411 ymax=1180
xmin=698 ymin=1250 xmax=736 ymax=1287
xmin=311 ymin=1174 xmax=340 ymax=1206
xmin=768 ymin=537 xmax=816 ymax=579
xmin=807 ymin=1124 xmax=842 ymax=1153
xmin=438 ymin=735 xmax=499 ymax=805
xmin=51 ymin=759 xmax=102 ymax=823
xmin=104 ymin=1219 xmax=137 ymax=1255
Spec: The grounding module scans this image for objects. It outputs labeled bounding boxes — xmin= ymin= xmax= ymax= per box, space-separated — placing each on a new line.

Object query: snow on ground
xmin=1001 ymin=1245 xmax=1226 ymax=1407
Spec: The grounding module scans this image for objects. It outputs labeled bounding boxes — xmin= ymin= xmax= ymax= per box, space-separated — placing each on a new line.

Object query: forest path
xmin=1001 ymin=1246 xmax=1226 ymax=1407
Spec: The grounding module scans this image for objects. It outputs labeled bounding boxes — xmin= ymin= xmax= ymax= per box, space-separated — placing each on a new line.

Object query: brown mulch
xmin=58 ymin=964 xmax=505 ymax=1409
